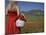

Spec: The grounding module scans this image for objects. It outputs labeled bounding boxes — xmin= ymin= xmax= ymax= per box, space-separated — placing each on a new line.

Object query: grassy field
xmin=21 ymin=15 xmax=44 ymax=33
xmin=21 ymin=10 xmax=44 ymax=33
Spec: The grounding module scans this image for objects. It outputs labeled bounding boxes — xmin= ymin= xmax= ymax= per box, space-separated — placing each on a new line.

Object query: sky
xmin=5 ymin=0 xmax=44 ymax=11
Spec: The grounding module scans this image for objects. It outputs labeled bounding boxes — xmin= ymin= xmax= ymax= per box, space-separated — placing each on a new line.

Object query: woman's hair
xmin=5 ymin=1 xmax=20 ymax=16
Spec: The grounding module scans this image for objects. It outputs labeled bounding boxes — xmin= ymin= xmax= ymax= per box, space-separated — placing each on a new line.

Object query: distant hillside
xmin=21 ymin=9 xmax=44 ymax=16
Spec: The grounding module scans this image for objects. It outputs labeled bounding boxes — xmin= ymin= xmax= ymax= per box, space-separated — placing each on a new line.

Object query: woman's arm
xmin=16 ymin=6 xmax=20 ymax=16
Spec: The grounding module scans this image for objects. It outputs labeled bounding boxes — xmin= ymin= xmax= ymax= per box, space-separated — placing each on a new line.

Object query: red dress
xmin=6 ymin=10 xmax=20 ymax=34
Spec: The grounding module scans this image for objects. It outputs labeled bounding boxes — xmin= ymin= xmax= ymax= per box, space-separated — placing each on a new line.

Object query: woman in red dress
xmin=5 ymin=2 xmax=20 ymax=34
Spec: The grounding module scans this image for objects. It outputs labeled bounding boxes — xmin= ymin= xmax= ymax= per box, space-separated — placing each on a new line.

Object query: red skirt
xmin=5 ymin=16 xmax=20 ymax=34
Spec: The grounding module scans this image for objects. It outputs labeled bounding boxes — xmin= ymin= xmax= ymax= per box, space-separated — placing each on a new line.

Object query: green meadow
xmin=21 ymin=10 xmax=44 ymax=33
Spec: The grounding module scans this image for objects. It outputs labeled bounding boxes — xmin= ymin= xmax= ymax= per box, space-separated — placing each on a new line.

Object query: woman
xmin=5 ymin=1 xmax=20 ymax=34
